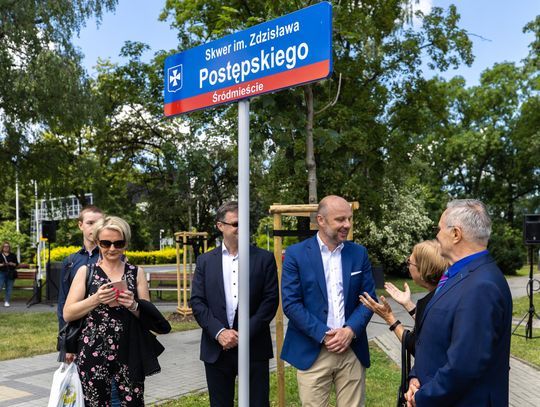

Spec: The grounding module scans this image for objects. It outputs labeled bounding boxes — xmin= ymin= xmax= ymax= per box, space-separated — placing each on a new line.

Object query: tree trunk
xmin=304 ymin=84 xmax=317 ymax=205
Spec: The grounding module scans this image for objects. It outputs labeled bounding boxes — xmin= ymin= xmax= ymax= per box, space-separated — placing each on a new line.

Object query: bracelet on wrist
xmin=389 ymin=320 xmax=401 ymax=331
xmin=128 ymin=301 xmax=138 ymax=312
xmin=408 ymin=307 xmax=417 ymax=316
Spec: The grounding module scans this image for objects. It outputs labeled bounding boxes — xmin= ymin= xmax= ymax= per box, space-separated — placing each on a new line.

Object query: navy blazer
xmin=411 ymin=253 xmax=512 ymax=406
xmin=280 ymin=236 xmax=376 ymax=370
xmin=190 ymin=245 xmax=279 ymax=364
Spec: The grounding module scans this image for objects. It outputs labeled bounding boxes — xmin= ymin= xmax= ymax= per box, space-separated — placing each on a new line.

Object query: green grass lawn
xmin=0 ymin=311 xmax=198 ymax=361
xmin=157 ymin=342 xmax=400 ymax=407
xmin=0 ymin=312 xmax=59 ymax=360
xmin=511 ymin=294 xmax=540 ymax=367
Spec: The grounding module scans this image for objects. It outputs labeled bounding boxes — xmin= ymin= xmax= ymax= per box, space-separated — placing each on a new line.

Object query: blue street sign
xmin=164 ymin=2 xmax=332 ymax=116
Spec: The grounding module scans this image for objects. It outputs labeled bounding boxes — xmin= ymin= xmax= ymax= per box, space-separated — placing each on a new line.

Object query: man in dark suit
xmin=281 ymin=195 xmax=376 ymax=406
xmin=406 ymin=199 xmax=512 ymax=406
xmin=190 ymin=201 xmax=279 ymax=407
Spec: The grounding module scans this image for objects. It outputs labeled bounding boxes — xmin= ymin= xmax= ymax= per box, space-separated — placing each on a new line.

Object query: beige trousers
xmin=297 ymin=347 xmax=366 ymax=407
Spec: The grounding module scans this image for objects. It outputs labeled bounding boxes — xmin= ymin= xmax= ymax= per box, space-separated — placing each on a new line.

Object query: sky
xmin=74 ymin=0 xmax=540 ymax=87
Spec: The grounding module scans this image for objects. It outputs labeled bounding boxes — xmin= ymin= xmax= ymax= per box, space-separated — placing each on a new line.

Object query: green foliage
xmin=488 ymin=223 xmax=526 ymax=275
xmin=360 ymin=181 xmax=433 ymax=275
xmin=0 ymin=220 xmax=29 ymax=250
xmin=0 ymin=0 xmax=119 ymax=142
xmin=48 ymin=246 xmax=180 ymax=264
xmin=0 ymin=1 xmax=538 ymax=271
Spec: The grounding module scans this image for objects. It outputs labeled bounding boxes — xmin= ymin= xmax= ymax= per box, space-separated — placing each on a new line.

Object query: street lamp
xmin=159 ymin=229 xmax=165 ymax=250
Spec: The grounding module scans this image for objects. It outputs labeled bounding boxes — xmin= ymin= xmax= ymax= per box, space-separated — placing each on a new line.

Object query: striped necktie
xmin=435 ymin=270 xmax=450 ymax=294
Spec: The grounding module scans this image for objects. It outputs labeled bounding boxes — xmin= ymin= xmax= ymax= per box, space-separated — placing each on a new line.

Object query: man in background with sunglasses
xmin=190 ymin=201 xmax=279 ymax=407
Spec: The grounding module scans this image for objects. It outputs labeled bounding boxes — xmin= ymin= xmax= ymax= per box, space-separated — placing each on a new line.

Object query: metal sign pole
xmin=238 ymin=99 xmax=250 ymax=407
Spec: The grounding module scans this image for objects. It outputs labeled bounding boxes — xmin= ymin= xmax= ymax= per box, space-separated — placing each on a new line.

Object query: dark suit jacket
xmin=411 ymin=253 xmax=512 ymax=406
xmin=404 ymin=290 xmax=435 ymax=356
xmin=190 ymin=245 xmax=279 ymax=364
xmin=280 ymin=236 xmax=376 ymax=370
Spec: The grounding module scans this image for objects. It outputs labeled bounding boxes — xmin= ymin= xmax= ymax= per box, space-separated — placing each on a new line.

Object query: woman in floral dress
xmin=64 ymin=216 xmax=150 ymax=406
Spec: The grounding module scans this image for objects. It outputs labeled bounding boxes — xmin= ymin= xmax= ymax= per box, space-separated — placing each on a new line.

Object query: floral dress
xmin=76 ymin=263 xmax=144 ymax=406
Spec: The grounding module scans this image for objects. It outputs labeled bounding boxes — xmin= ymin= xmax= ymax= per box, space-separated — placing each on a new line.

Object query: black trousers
xmin=204 ymin=349 xmax=270 ymax=407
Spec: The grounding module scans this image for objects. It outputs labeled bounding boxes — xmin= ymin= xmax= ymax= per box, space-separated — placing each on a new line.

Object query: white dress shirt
xmin=317 ymin=233 xmax=345 ymax=329
xmin=222 ymin=245 xmax=239 ymax=328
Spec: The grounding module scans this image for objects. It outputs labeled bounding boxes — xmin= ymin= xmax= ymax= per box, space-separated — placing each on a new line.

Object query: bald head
xmin=317 ymin=195 xmax=352 ymax=250
xmin=317 ymin=195 xmax=350 ymax=217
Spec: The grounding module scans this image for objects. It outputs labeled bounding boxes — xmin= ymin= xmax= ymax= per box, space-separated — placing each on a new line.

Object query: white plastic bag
xmin=48 ymin=362 xmax=85 ymax=407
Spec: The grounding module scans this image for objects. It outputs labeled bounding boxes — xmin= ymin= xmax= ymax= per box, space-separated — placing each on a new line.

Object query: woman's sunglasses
xmin=98 ymin=240 xmax=126 ymax=249
xmin=406 ymin=258 xmax=417 ymax=267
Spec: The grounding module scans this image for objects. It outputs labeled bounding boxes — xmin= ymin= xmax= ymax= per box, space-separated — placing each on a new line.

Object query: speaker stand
xmin=26 ymin=278 xmax=43 ymax=307
xmin=512 ymin=245 xmax=540 ymax=339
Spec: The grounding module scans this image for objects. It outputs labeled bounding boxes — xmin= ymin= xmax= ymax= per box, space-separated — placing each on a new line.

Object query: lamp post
xmin=159 ymin=229 xmax=165 ymax=251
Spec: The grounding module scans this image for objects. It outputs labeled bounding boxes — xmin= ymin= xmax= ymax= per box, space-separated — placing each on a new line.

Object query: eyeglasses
xmin=406 ymin=258 xmax=417 ymax=267
xmin=432 ymin=225 xmax=456 ymax=234
xmin=219 ymin=221 xmax=239 ymax=228
xmin=98 ymin=240 xmax=126 ymax=249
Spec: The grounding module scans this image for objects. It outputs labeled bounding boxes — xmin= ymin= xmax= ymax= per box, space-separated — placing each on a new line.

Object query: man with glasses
xmin=406 ymin=199 xmax=512 ymax=407
xmin=190 ymin=200 xmax=279 ymax=407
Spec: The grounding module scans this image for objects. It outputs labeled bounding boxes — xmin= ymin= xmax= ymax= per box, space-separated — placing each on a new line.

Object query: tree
xmin=0 ymin=1 xmax=117 ymax=123
xmin=416 ymin=63 xmax=539 ymax=225
xmin=161 ymin=1 xmax=473 ymax=223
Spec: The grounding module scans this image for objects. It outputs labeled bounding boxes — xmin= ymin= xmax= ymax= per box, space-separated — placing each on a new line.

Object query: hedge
xmin=47 ymin=246 xmax=180 ymax=265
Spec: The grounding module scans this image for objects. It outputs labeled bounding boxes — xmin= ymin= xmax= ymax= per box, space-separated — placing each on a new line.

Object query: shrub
xmin=48 ymin=246 xmax=180 ymax=265
xmin=359 ymin=182 xmax=433 ymax=276
xmin=488 ymin=222 xmax=525 ymax=275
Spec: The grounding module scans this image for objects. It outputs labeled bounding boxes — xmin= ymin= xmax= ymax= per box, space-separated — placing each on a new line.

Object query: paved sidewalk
xmin=0 ymin=273 xmax=538 ymax=406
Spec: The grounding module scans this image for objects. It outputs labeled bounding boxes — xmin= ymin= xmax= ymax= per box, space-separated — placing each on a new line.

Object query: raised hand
xmin=359 ymin=292 xmax=395 ymax=323
xmin=384 ymin=282 xmax=411 ymax=305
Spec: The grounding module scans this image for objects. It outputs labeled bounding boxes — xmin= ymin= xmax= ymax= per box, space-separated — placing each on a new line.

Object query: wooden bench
xmin=146 ymin=271 xmax=193 ymax=300
xmin=15 ymin=268 xmax=37 ymax=290
xmin=17 ymin=270 xmax=37 ymax=280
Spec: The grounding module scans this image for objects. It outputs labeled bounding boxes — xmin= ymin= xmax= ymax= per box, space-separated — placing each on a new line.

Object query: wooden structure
xmin=269 ymin=202 xmax=359 ymax=407
xmin=174 ymin=231 xmax=208 ymax=316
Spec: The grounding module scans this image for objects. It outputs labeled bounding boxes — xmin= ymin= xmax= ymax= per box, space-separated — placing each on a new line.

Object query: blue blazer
xmin=190 ymin=245 xmax=279 ymax=364
xmin=280 ymin=236 xmax=376 ymax=370
xmin=411 ymin=253 xmax=512 ymax=406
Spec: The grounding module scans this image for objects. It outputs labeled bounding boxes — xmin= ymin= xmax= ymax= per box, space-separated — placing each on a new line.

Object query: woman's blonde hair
xmin=93 ymin=216 xmax=131 ymax=246
xmin=412 ymin=240 xmax=449 ymax=286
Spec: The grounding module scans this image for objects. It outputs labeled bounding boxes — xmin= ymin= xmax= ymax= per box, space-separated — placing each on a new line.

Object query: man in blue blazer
xmin=190 ymin=201 xmax=279 ymax=407
xmin=406 ymin=199 xmax=512 ymax=406
xmin=281 ymin=195 xmax=376 ymax=406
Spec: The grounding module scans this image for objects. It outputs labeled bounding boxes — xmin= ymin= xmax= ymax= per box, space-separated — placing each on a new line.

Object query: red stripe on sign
xmin=164 ymin=60 xmax=330 ymax=117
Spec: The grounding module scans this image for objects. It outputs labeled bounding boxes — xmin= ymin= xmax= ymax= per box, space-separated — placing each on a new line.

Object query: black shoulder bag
xmin=397 ymin=329 xmax=411 ymax=407
xmin=57 ymin=264 xmax=96 ymax=362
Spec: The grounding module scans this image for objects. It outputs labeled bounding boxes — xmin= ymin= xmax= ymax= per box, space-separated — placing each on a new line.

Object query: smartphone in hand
xmin=107 ymin=280 xmax=128 ymax=307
